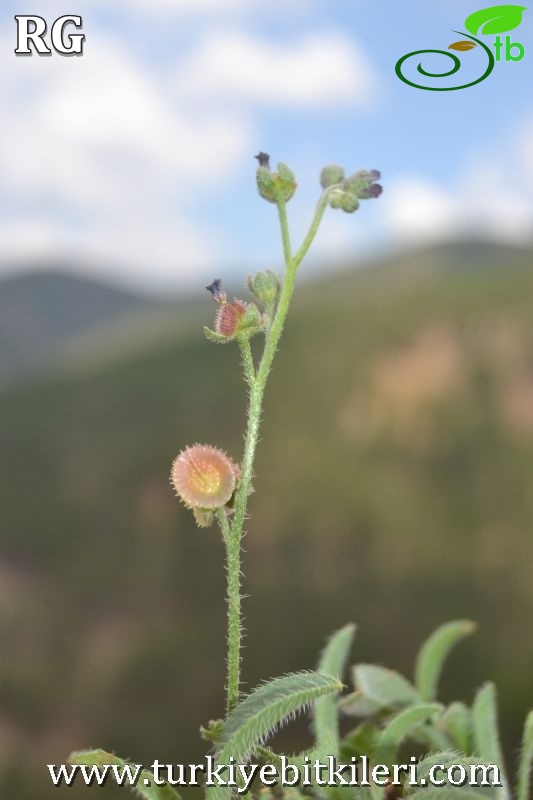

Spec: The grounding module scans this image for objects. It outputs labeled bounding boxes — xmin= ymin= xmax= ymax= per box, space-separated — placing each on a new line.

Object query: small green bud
xmin=240 ymin=301 xmax=263 ymax=332
xmin=255 ymin=154 xmax=297 ymax=203
xmin=328 ymin=188 xmax=360 ymax=213
xmin=320 ymin=164 xmax=345 ymax=188
xmin=343 ymin=169 xmax=383 ymax=199
xmin=256 ymin=166 xmax=278 ymax=203
xmin=340 ymin=193 xmax=360 ymax=213
xmin=246 ymin=269 xmax=280 ymax=310
xmin=276 ymin=162 xmax=297 ymax=202
xmin=200 ymin=718 xmax=224 ymax=743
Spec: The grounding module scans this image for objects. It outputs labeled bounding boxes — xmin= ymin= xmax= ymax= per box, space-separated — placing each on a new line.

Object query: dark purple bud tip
xmin=368 ymin=170 xmax=381 ymax=182
xmin=360 ymin=183 xmax=383 ymax=199
xmin=254 ymin=152 xmax=270 ymax=169
xmin=206 ymin=278 xmax=226 ymax=303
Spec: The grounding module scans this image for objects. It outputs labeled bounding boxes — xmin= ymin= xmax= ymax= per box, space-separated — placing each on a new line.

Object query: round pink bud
xmin=171 ymin=445 xmax=241 ymax=510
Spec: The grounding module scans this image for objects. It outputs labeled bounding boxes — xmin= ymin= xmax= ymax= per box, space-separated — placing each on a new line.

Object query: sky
xmin=0 ymin=0 xmax=531 ymax=291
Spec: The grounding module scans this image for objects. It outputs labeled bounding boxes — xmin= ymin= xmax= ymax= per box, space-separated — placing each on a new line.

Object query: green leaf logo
xmin=465 ymin=4 xmax=527 ymax=35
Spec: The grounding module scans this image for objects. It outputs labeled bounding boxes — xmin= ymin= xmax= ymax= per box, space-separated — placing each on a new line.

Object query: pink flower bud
xmin=215 ymin=299 xmax=247 ymax=338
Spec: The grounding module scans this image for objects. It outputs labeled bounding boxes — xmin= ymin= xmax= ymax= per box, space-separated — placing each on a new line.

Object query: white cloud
xmin=383 ymin=179 xmax=457 ymax=242
xmin=178 ymin=30 xmax=378 ymax=109
xmin=382 ymin=118 xmax=533 ymax=246
xmin=0 ymin=33 xmax=251 ymax=284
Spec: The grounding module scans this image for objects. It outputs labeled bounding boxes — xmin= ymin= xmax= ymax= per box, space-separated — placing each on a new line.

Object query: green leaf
xmin=405 ymin=751 xmax=501 ymax=797
xmin=373 ymin=703 xmax=443 ymax=772
xmin=517 ymin=711 xmax=533 ymax=800
xmin=410 ymin=791 xmax=493 ymax=800
xmin=314 ymin=624 xmax=356 ymax=758
xmin=217 ymin=670 xmax=342 ymax=763
xmin=439 ymin=701 xmax=472 ymax=754
xmin=472 ymin=683 xmax=509 ymax=799
xmin=340 ymin=721 xmax=379 ymax=760
xmin=69 ymin=750 xmax=182 ymax=800
xmin=353 ymin=664 xmax=419 ymax=710
xmin=465 ymin=5 xmax=526 ymax=35
xmin=207 ymin=671 xmax=342 ymax=800
xmin=339 ymin=690 xmax=381 ymax=718
xmin=415 ymin=620 xmax=476 ymax=701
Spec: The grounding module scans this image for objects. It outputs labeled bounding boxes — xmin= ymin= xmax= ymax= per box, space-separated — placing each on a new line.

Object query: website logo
xmin=396 ymin=4 xmax=527 ymax=90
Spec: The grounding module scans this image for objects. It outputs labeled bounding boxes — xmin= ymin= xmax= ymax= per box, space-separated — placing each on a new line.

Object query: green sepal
xmin=192 ymin=508 xmax=215 ymax=528
xmin=204 ymin=326 xmax=231 ymax=344
xmin=320 ymin=164 xmax=345 ymax=188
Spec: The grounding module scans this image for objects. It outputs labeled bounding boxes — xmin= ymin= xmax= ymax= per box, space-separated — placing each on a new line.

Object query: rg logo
xmin=14 ymin=15 xmax=85 ymax=57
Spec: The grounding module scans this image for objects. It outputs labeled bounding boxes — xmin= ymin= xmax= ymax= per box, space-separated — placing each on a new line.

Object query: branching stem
xmin=223 ymin=190 xmax=330 ymax=713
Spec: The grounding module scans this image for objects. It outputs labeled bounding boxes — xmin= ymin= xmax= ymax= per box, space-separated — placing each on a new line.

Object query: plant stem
xmin=223 ymin=191 xmax=330 ymax=714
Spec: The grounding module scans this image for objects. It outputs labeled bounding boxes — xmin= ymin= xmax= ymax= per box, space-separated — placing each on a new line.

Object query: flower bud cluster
xmin=320 ymin=165 xmax=383 ymax=214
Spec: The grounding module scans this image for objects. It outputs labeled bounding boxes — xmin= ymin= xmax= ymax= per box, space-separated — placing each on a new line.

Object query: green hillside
xmin=0 ymin=270 xmax=161 ymax=386
xmin=1 ymin=243 xmax=533 ymax=798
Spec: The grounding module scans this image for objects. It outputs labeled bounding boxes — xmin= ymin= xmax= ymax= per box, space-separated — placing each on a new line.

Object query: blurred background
xmin=1 ymin=1 xmax=532 ymax=798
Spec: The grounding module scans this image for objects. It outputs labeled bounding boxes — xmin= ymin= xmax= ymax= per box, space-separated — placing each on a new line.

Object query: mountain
xmin=0 ymin=270 xmax=161 ymax=386
xmin=0 ymin=242 xmax=533 ymax=799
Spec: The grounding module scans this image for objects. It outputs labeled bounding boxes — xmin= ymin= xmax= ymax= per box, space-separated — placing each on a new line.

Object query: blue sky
xmin=0 ymin=0 xmax=531 ymax=290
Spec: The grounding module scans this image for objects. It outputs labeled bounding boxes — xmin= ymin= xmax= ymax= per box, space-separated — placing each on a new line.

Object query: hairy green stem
xmin=223 ymin=191 xmax=330 ymax=713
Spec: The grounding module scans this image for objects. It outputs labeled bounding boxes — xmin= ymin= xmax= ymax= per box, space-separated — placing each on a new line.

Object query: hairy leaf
xmin=439 ymin=701 xmax=472 ymax=754
xmin=207 ymin=672 xmax=341 ymax=800
xmin=217 ymin=671 xmax=342 ymax=763
xmin=339 ymin=690 xmax=381 ymax=718
xmin=69 ymin=750 xmax=181 ymax=800
xmin=314 ymin=624 xmax=356 ymax=760
xmin=472 ymin=684 xmax=509 ymax=799
xmin=354 ymin=664 xmax=419 ymax=710
xmin=373 ymin=703 xmax=443 ymax=772
xmin=415 ymin=620 xmax=476 ymax=701
xmin=405 ymin=751 xmax=501 ymax=797
xmin=465 ymin=5 xmax=526 ymax=35
xmin=517 ymin=711 xmax=533 ymax=800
